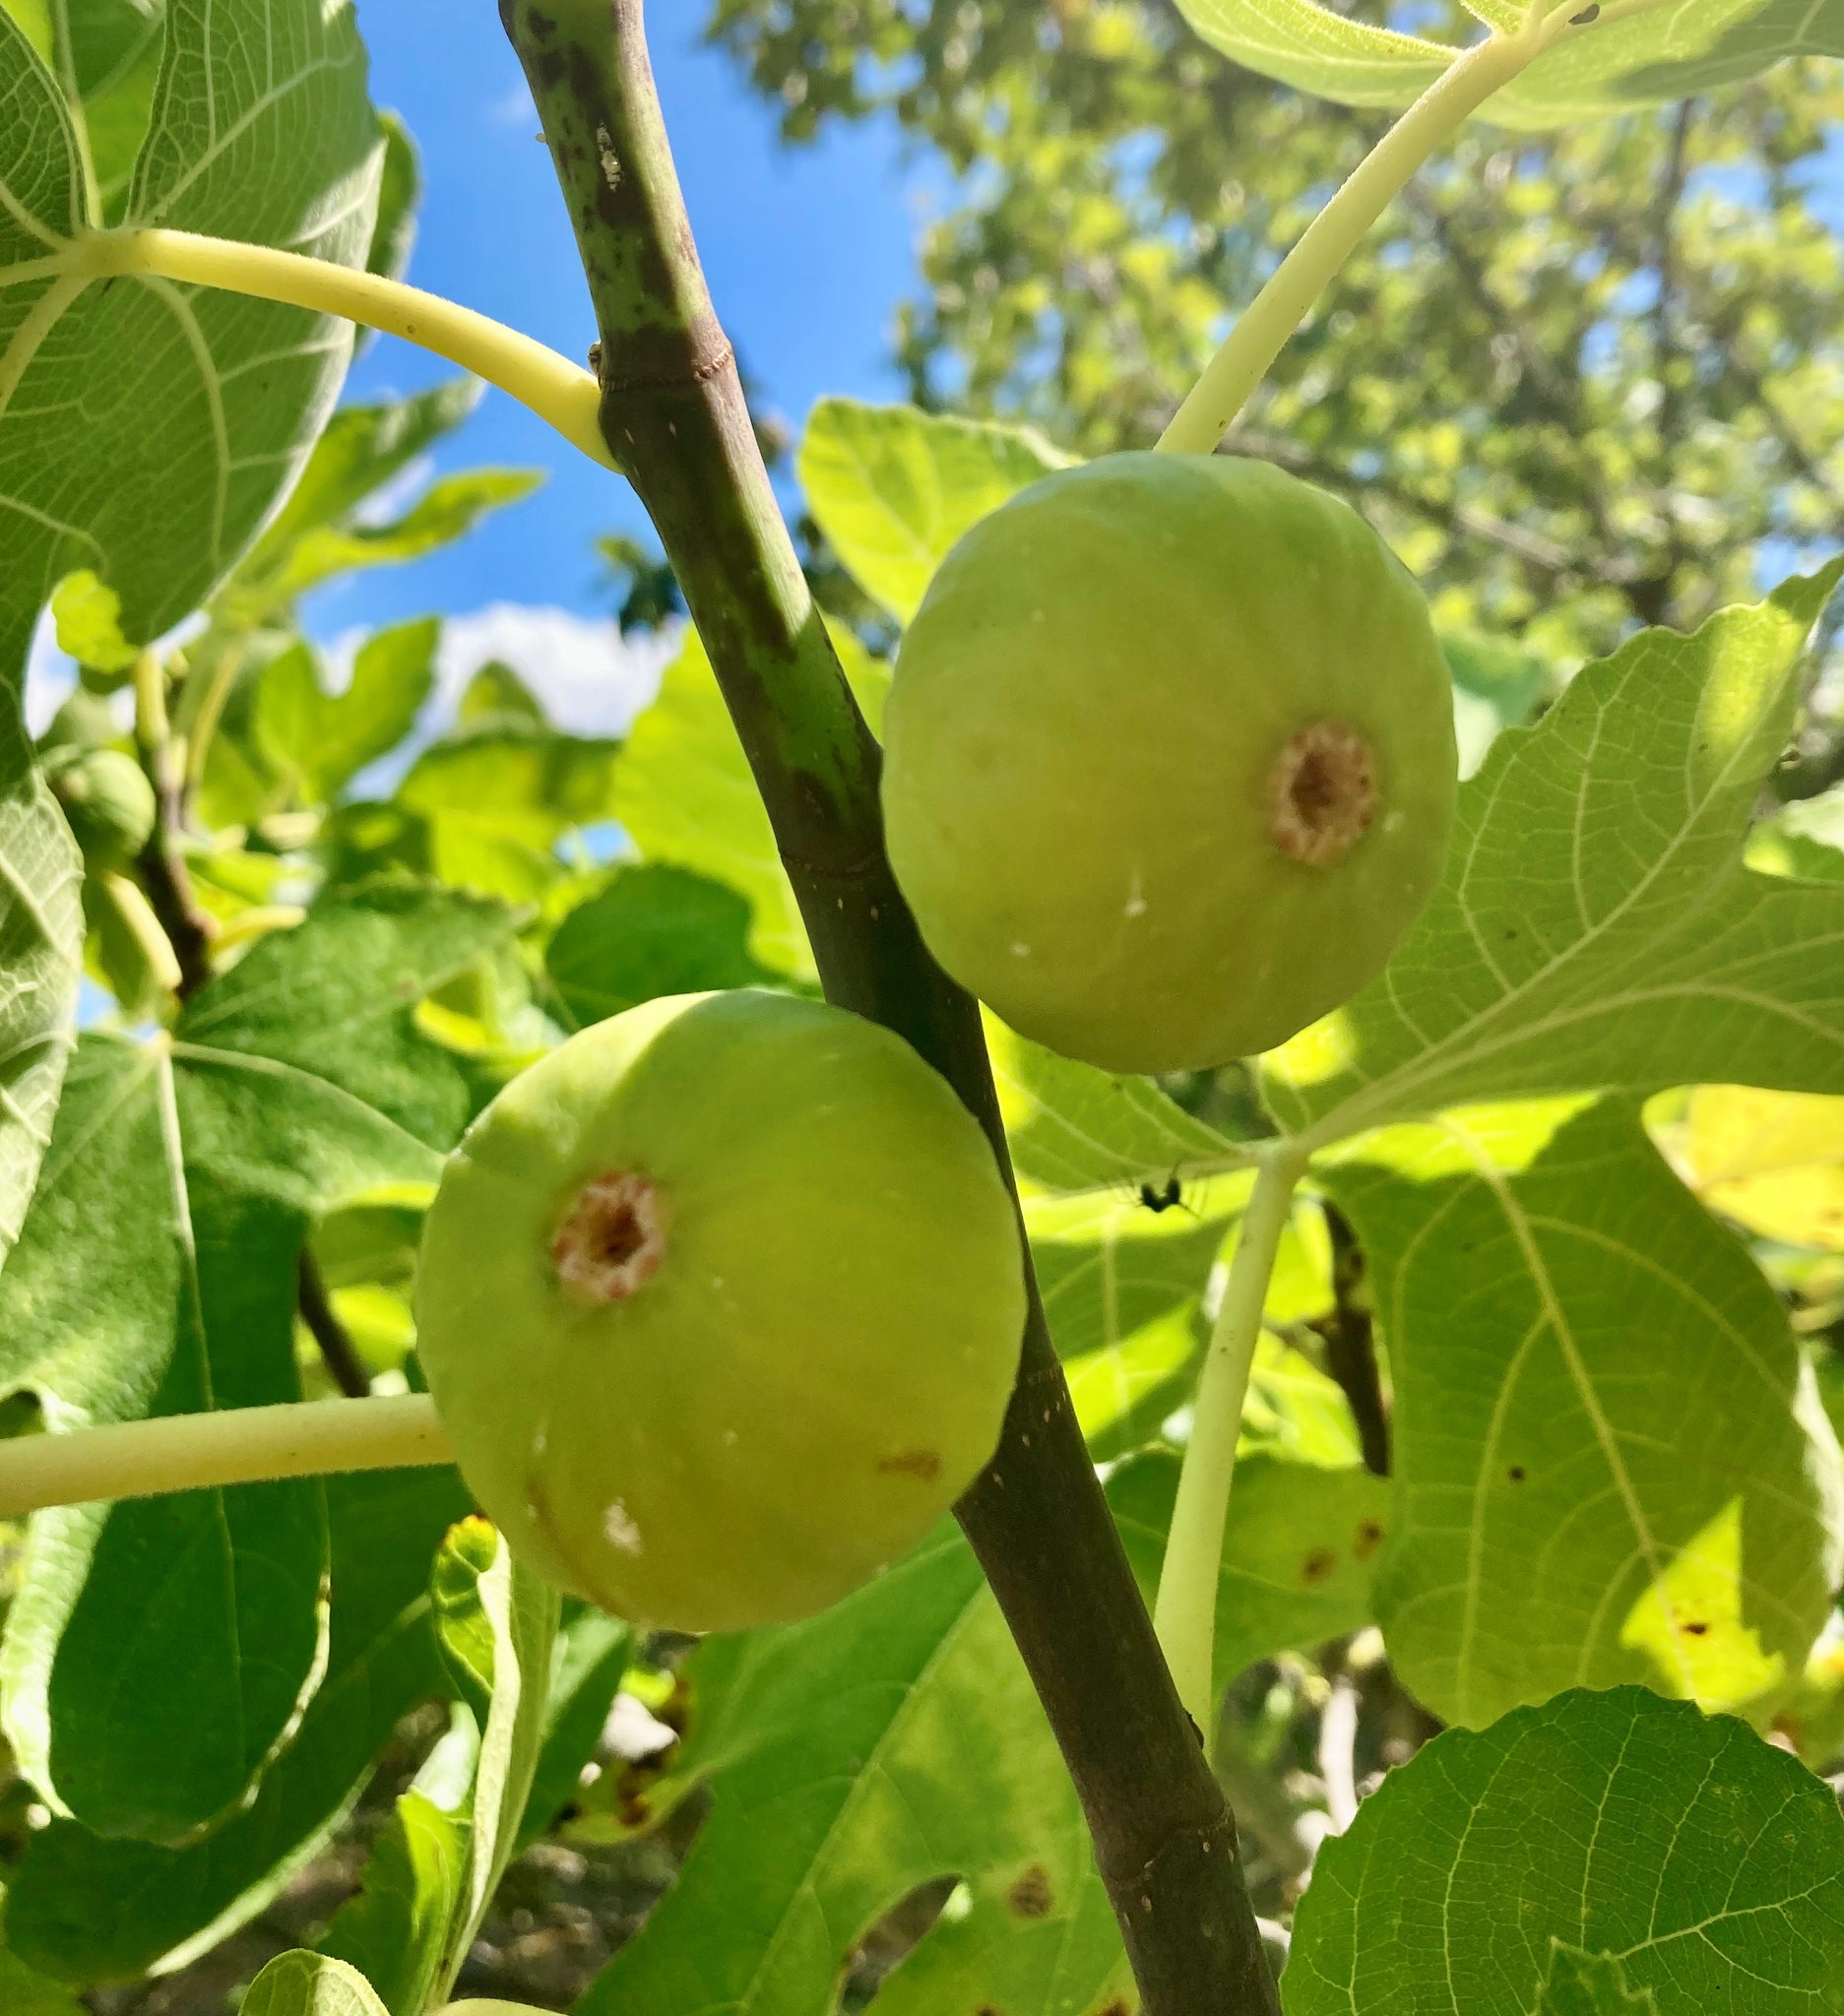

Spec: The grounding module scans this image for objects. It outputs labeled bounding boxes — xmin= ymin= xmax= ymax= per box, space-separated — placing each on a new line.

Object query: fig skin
xmin=414 ymin=989 xmax=1026 ymax=1633
xmin=880 ymin=453 xmax=1458 ymax=1073
xmin=43 ymin=745 xmax=157 ymax=872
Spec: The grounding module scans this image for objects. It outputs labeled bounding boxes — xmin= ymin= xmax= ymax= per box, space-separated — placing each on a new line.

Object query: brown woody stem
xmin=296 ymin=1250 xmax=372 ymax=1400
xmin=131 ymin=651 xmax=216 ymax=1002
xmin=502 ymin=3 xmax=1279 ymax=2007
xmin=1316 ymin=1204 xmax=1390 ymax=1479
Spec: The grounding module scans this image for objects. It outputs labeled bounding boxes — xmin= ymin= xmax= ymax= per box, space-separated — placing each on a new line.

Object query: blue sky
xmin=315 ymin=0 xmax=927 ymax=638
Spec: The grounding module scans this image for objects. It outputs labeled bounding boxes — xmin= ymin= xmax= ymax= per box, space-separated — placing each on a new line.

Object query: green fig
xmin=881 ymin=453 xmax=1458 ymax=1073
xmin=42 ymin=744 xmax=157 ymax=872
xmin=36 ymin=687 xmax=122 ymax=756
xmin=414 ymin=989 xmax=1025 ymax=1632
xmin=86 ymin=870 xmax=180 ymax=1014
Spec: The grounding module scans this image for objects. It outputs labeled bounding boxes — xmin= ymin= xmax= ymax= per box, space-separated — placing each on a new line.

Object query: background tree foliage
xmin=708 ymin=1 xmax=1844 ymax=741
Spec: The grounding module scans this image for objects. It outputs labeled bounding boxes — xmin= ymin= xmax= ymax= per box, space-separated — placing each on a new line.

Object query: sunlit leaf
xmin=610 ymin=628 xmax=884 ymax=977
xmin=258 ymin=620 xmax=438 ymax=805
xmin=1671 ymin=1085 xmax=1844 ymax=1252
xmin=0 ymin=0 xmax=381 ymax=684
xmin=366 ymin=108 xmax=418 ymax=284
xmin=217 ymin=380 xmax=491 ymax=629
xmin=798 ymin=398 xmax=1071 ymax=624
xmin=1028 ymin=1176 xmax=1239 ymax=1454
xmin=1174 ymin=0 xmax=1844 ymax=128
xmin=1325 ymin=1096 xmax=1843 ymax=1727
xmin=397 ymin=729 xmax=621 ymax=902
xmin=987 ymin=1015 xmax=1252 ymax=1199
xmin=328 ymin=1521 xmax=558 ymax=2012
xmin=1174 ymin=0 xmax=1447 ymax=112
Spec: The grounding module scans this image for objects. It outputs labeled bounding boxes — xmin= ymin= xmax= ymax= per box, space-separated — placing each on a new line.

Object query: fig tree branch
xmin=133 ymin=658 xmax=354 ymax=1396
xmin=1646 ymin=102 xmax=1696 ymax=605
xmin=1317 ymin=1656 xmax=1362 ymax=1836
xmin=131 ymin=649 xmax=215 ymax=1000
xmin=0 ymin=1395 xmax=450 ymax=1519
xmin=502 ymin=3 xmax=1279 ymax=2008
xmin=297 ymin=1251 xmax=372 ymax=1400
xmin=1398 ymin=184 xmax=1592 ymax=439
xmin=1314 ymin=1202 xmax=1390 ymax=1479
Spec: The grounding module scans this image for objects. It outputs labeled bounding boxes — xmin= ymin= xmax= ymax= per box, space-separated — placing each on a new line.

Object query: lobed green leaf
xmin=7 ymin=1465 xmax=474 ymax=1981
xmin=330 ymin=1522 xmax=558 ymax=2012
xmin=1266 ymin=571 xmax=1844 ymax=1145
xmin=0 ymin=0 xmax=381 ymax=683
xmin=798 ymin=397 xmax=1071 ymax=624
xmin=240 ymin=1952 xmax=390 ymax=2016
xmin=1285 ymin=1686 xmax=1844 ymax=2014
xmin=573 ymin=1522 xmax=1131 ymax=2016
xmin=1172 ymin=0 xmax=1844 ymax=128
xmin=0 ymin=886 xmax=515 ymax=1844
xmin=257 ymin=619 xmax=438 ymax=805
xmin=1324 ymin=1096 xmax=1843 ymax=1729
xmin=609 ymin=625 xmax=888 ymax=977
xmin=545 ymin=862 xmax=773 ymax=1031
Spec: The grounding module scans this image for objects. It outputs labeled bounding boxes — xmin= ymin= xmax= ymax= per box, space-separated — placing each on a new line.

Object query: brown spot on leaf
xmin=878 ymin=1449 xmax=943 ymax=1481
xmin=1507 ymin=1465 xmax=1527 ymax=1482
xmin=1301 ymin=1545 xmax=1338 ymax=1586
xmin=1094 ymin=2002 xmax=1130 ymax=2016
xmin=1683 ymin=1620 xmax=1710 ymax=1637
xmin=1007 ymin=1864 xmax=1053 ymax=1919
xmin=1354 ymin=1518 xmax=1385 ymax=1561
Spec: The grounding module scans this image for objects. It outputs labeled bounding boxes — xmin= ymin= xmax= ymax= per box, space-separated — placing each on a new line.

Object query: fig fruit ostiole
xmin=414 ymin=989 xmax=1027 ymax=1633
xmin=881 ymin=453 xmax=1459 ymax=1074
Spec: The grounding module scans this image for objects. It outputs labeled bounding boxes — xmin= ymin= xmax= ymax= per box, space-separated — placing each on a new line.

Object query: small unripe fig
xmin=414 ymin=989 xmax=1025 ymax=1632
xmin=881 ymin=454 xmax=1458 ymax=1072
xmin=36 ymin=688 xmax=122 ymax=756
xmin=42 ymin=745 xmax=157 ymax=871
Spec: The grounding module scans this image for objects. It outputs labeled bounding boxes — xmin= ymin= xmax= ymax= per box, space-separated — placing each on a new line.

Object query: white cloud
xmin=489 ymin=78 xmax=537 ymax=128
xmin=433 ymin=602 xmax=677 ymax=736
xmin=28 ymin=597 xmax=672 ymax=789
xmin=24 ymin=607 xmax=77 ymax=737
xmin=326 ymin=602 xmax=678 ymax=795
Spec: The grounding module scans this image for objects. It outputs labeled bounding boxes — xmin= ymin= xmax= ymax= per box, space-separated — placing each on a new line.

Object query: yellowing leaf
xmin=49 ymin=570 xmax=139 ymax=674
xmin=1620 ymin=1496 xmax=1786 ymax=1713
xmin=1676 ymin=1086 xmax=1844 ymax=1251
